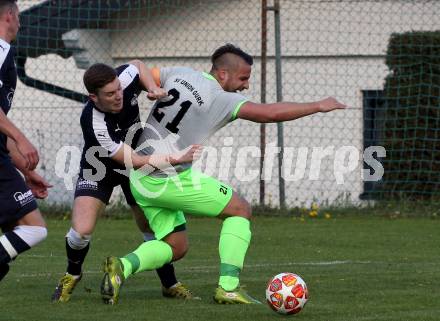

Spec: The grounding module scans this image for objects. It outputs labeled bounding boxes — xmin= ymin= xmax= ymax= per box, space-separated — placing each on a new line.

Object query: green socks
xmin=118 ymin=216 xmax=251 ymax=290
xmin=218 ymin=216 xmax=251 ymax=291
xmin=120 ymin=240 xmax=173 ymax=279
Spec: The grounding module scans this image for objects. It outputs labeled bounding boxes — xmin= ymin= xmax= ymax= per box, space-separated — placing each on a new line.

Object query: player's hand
xmin=15 ymin=135 xmax=39 ymax=170
xmin=25 ymin=171 xmax=52 ymax=199
xmin=318 ymin=97 xmax=347 ymax=113
xmin=147 ymin=87 xmax=168 ymax=100
xmin=170 ymin=144 xmax=203 ymax=164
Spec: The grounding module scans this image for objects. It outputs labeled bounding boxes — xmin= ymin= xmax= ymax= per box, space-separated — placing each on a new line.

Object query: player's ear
xmin=5 ymin=8 xmax=13 ymax=21
xmin=217 ymin=68 xmax=229 ymax=84
xmin=89 ymin=93 xmax=98 ymax=104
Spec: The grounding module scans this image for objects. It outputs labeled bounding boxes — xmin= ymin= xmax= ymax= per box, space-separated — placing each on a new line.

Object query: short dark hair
xmin=83 ymin=63 xmax=117 ymax=94
xmin=0 ymin=0 xmax=17 ymax=13
xmin=211 ymin=43 xmax=253 ymax=69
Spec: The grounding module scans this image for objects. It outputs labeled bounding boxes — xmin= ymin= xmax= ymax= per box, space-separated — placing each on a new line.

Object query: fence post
xmin=268 ymin=0 xmax=285 ymax=208
xmin=260 ymin=0 xmax=268 ymax=206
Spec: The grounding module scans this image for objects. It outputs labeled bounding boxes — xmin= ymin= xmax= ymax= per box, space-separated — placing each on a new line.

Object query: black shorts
xmin=0 ymin=163 xmax=38 ymax=227
xmin=74 ymin=169 xmax=136 ymax=206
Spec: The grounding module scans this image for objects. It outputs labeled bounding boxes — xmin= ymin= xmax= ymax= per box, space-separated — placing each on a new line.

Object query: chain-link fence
xmin=10 ymin=0 xmax=440 ymax=207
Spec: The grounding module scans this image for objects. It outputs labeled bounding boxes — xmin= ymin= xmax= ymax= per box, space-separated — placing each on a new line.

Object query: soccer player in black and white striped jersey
xmin=51 ymin=61 xmax=202 ymax=302
xmin=0 ymin=0 xmax=51 ymax=284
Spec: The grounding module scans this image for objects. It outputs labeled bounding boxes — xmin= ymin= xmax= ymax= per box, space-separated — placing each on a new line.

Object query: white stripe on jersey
xmin=118 ymin=64 xmax=139 ymax=90
xmin=92 ymin=108 xmax=123 ymax=157
xmin=0 ymin=38 xmax=11 ymax=71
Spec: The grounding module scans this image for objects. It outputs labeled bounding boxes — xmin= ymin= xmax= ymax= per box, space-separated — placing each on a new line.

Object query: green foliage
xmin=253 ymin=200 xmax=440 ymax=218
xmin=381 ymin=31 xmax=440 ymax=199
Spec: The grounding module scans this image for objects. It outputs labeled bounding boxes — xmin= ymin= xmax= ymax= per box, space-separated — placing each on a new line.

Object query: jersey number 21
xmin=152 ymin=88 xmax=191 ymax=134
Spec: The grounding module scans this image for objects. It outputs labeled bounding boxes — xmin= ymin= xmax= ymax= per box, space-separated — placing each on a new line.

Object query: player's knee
xmin=71 ymin=221 xmax=95 ymax=237
xmin=237 ymin=199 xmax=252 ymax=220
xmin=173 ymin=243 xmax=188 ymax=261
xmin=164 ymin=230 xmax=188 ymax=261
xmin=173 ymin=248 xmax=187 ymax=261
xmin=169 ymin=242 xmax=188 ymax=261
xmin=66 ymin=227 xmax=91 ymax=250
xmin=224 ymin=195 xmax=253 ymax=220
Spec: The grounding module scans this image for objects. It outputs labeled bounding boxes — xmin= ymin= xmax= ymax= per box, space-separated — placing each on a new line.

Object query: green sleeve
xmin=230 ymin=100 xmax=248 ymax=121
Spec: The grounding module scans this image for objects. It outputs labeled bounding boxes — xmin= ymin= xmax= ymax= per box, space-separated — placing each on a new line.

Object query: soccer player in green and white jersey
xmin=100 ymin=43 xmax=346 ymax=305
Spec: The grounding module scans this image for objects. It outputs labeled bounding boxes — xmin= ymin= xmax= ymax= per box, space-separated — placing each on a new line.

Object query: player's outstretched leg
xmin=100 ymin=239 xmax=173 ymax=304
xmin=213 ymin=195 xmax=261 ymax=304
xmin=51 ymin=228 xmax=90 ymax=302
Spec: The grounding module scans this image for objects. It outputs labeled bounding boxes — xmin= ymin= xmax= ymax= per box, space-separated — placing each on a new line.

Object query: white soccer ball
xmin=265 ymin=272 xmax=309 ymax=315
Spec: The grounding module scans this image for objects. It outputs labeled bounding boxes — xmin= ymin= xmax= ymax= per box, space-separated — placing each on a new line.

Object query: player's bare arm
xmin=110 ymin=143 xmax=202 ymax=170
xmin=237 ymin=97 xmax=346 ymax=123
xmin=128 ymin=60 xmax=167 ymax=100
xmin=1 ymin=109 xmax=39 ymax=170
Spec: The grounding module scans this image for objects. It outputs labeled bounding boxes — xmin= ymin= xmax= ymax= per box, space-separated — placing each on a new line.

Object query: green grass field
xmin=1 ymin=216 xmax=439 ymax=321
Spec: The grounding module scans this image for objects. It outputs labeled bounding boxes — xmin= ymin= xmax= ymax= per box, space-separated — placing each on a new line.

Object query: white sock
xmin=66 ymin=228 xmax=91 ymax=250
xmin=13 ymin=225 xmax=47 ymax=247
